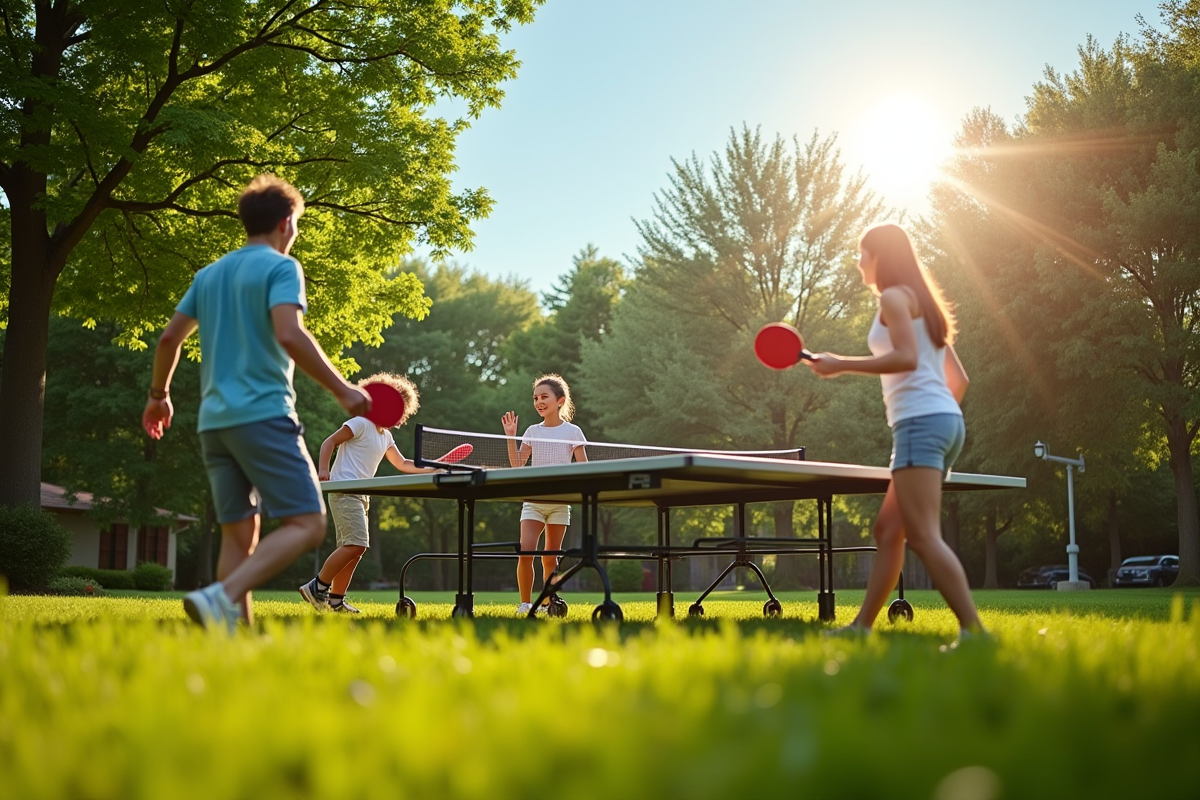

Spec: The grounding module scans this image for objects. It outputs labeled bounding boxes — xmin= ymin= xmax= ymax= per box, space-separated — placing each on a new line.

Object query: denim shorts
xmin=890 ymin=413 xmax=966 ymax=476
xmin=200 ymin=416 xmax=325 ymax=524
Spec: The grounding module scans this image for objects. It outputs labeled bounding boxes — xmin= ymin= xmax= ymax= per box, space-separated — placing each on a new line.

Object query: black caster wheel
xmin=451 ymin=604 xmax=475 ymax=619
xmin=547 ymin=595 xmax=569 ymax=618
xmin=688 ymin=603 xmax=705 ymax=618
xmin=396 ymin=596 xmax=417 ymax=619
xmin=887 ymin=598 xmax=914 ymax=623
xmin=591 ymin=601 xmax=623 ymax=623
xmin=763 ymin=599 xmax=782 ymax=617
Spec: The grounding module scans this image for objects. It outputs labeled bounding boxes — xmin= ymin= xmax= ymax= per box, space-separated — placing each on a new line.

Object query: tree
xmin=580 ymin=126 xmax=888 ymax=584
xmin=0 ymin=0 xmax=544 ymax=509
xmin=938 ymin=25 xmax=1200 ymax=584
xmin=503 ymin=244 xmax=627 ymax=436
xmin=920 ymin=107 xmax=1160 ymax=587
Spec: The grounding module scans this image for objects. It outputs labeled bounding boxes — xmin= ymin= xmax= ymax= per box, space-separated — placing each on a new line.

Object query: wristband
xmin=148 ymin=387 xmax=169 ymax=400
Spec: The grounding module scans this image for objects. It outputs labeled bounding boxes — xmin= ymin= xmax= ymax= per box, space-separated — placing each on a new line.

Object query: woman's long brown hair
xmin=859 ymin=223 xmax=956 ymax=347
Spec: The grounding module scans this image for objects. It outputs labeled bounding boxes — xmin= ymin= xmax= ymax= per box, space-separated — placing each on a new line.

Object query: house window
xmin=137 ymin=526 xmax=170 ymax=567
xmin=99 ymin=524 xmax=129 ymax=570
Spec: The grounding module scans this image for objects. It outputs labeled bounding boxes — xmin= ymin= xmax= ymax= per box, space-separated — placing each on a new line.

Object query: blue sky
xmin=427 ymin=0 xmax=1162 ymax=296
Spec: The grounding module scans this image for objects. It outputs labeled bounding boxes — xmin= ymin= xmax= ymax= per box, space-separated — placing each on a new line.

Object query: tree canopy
xmin=0 ymin=0 xmax=543 ymax=508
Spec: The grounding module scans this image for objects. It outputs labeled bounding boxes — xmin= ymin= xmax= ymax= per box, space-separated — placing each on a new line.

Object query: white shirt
xmin=866 ymin=311 xmax=962 ymax=427
xmin=330 ymin=417 xmax=396 ymax=481
xmin=521 ymin=421 xmax=587 ymax=467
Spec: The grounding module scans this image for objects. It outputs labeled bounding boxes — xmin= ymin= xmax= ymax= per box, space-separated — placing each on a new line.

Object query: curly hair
xmin=533 ymin=373 xmax=575 ymax=422
xmin=357 ymin=372 xmax=419 ymax=427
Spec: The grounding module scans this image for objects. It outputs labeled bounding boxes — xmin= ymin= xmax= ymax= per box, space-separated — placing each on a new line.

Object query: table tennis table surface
xmin=323 ymin=452 xmax=1025 ymax=506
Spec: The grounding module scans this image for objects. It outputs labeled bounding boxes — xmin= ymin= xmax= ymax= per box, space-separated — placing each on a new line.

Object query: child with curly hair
xmin=299 ymin=373 xmax=435 ymax=613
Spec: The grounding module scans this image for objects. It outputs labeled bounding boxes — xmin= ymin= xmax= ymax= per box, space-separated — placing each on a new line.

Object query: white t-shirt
xmin=330 ymin=417 xmax=396 ymax=481
xmin=521 ymin=421 xmax=587 ymax=467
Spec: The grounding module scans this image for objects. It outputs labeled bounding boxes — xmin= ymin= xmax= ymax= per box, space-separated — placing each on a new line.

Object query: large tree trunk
xmin=943 ymin=497 xmax=961 ymax=558
xmin=1107 ymin=490 xmax=1122 ymax=573
xmin=1164 ymin=413 xmax=1200 ymax=586
xmin=984 ymin=506 xmax=999 ymax=589
xmin=195 ymin=496 xmax=216 ymax=588
xmin=0 ymin=209 xmax=56 ymax=509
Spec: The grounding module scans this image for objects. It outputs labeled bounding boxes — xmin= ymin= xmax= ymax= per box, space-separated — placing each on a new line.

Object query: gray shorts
xmin=329 ymin=493 xmax=370 ymax=548
xmin=200 ymin=416 xmax=324 ymax=524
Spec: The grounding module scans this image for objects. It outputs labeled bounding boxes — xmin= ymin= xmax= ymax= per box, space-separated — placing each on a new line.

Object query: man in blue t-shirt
xmin=141 ymin=175 xmax=371 ymax=631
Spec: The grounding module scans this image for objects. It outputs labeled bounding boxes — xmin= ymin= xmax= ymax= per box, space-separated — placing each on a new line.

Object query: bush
xmin=0 ymin=505 xmax=73 ymax=591
xmin=47 ymin=576 xmax=105 ymax=596
xmin=606 ymin=559 xmax=644 ymax=593
xmin=59 ymin=566 xmax=137 ymax=590
xmin=132 ymin=562 xmax=174 ymax=591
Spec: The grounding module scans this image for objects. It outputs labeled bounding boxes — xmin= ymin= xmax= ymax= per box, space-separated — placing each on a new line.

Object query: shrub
xmin=59 ymin=566 xmax=137 ymax=590
xmin=132 ymin=562 xmax=174 ymax=591
xmin=47 ymin=576 xmax=105 ymax=596
xmin=606 ymin=559 xmax=644 ymax=593
xmin=0 ymin=505 xmax=73 ymax=591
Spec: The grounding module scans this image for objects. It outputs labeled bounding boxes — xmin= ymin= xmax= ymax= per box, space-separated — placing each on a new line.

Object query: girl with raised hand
xmin=501 ymin=374 xmax=588 ymax=617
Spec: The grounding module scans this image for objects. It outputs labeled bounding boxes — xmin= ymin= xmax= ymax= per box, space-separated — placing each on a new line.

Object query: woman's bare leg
xmin=849 ymin=485 xmax=907 ymax=629
xmin=891 ymin=467 xmax=984 ymax=632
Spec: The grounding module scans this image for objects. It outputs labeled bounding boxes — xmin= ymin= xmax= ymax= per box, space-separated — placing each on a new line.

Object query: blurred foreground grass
xmin=2 ymin=589 xmax=1198 ymax=800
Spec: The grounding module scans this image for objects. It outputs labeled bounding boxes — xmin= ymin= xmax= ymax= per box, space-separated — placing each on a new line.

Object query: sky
xmin=423 ymin=0 xmax=1164 ymax=297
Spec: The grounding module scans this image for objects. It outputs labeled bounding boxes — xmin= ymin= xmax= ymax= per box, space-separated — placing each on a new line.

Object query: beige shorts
xmin=519 ymin=502 xmax=570 ymax=526
xmin=328 ymin=493 xmax=370 ymax=548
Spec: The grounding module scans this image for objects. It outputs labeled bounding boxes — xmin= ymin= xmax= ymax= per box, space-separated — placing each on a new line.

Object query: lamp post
xmin=1033 ymin=441 xmax=1088 ymax=591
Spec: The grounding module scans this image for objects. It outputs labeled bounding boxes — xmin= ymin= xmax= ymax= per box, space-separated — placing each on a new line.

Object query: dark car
xmin=1017 ymin=564 xmax=1097 ymax=589
xmin=1113 ymin=555 xmax=1179 ymax=588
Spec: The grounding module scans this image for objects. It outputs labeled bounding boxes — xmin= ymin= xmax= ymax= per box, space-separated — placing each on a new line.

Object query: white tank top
xmin=867 ymin=308 xmax=962 ymax=427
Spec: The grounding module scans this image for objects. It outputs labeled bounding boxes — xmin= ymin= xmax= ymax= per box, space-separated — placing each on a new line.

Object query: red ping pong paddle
xmin=754 ymin=322 xmax=814 ymax=370
xmin=436 ymin=444 xmax=474 ymax=464
xmin=363 ymin=382 xmax=405 ymax=428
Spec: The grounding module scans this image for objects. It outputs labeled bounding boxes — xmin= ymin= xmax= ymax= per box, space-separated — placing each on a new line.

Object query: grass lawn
xmin=2 ymin=587 xmax=1198 ymax=799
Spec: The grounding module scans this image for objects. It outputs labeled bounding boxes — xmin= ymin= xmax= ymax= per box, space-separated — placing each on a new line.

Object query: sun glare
xmin=851 ymin=94 xmax=952 ymax=208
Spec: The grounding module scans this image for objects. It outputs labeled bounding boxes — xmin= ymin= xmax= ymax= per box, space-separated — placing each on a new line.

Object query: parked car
xmin=1017 ymin=564 xmax=1097 ymax=589
xmin=1113 ymin=555 xmax=1179 ymax=588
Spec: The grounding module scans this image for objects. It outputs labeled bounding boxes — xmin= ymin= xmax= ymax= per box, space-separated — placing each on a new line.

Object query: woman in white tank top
xmin=804 ymin=223 xmax=986 ymax=641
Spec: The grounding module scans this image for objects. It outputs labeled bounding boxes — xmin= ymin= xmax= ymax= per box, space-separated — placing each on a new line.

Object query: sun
xmin=851 ymin=94 xmax=953 ymax=207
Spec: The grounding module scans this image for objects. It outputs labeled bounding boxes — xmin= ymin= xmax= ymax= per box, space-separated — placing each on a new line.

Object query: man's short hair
xmin=238 ymin=175 xmax=305 ymax=236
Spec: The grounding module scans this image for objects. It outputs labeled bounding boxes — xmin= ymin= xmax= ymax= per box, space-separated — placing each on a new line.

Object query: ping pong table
xmin=322 ymin=448 xmax=1025 ymax=623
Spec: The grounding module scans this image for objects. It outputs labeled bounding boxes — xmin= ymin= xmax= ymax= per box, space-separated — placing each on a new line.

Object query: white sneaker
xmin=183 ymin=583 xmax=240 ymax=633
xmin=534 ymin=601 xmax=549 ymax=615
xmin=516 ymin=602 xmax=532 ymax=617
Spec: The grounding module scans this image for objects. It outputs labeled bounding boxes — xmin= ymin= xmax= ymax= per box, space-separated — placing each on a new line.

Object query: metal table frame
xmin=323 ymin=454 xmax=1024 ymax=623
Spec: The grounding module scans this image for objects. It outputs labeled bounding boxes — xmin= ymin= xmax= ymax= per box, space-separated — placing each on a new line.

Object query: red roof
xmin=41 ymin=482 xmax=199 ymax=523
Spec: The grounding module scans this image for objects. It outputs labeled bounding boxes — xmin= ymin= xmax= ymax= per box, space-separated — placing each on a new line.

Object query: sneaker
xmin=183 ymin=583 xmax=240 ymax=633
xmin=534 ymin=601 xmax=550 ymax=615
xmin=516 ymin=602 xmax=532 ymax=617
xmin=298 ymin=578 xmax=329 ymax=611
xmin=329 ymin=600 xmax=360 ymax=614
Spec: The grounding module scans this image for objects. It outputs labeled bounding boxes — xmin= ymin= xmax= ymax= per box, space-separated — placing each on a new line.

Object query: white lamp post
xmin=1033 ymin=441 xmax=1088 ymax=591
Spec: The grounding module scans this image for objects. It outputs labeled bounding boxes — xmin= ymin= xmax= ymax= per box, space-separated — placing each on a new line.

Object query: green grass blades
xmin=1 ymin=591 xmax=1198 ymax=800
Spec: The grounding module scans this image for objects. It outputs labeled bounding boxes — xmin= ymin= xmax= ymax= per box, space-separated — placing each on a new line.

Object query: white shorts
xmin=519 ymin=502 xmax=570 ymax=526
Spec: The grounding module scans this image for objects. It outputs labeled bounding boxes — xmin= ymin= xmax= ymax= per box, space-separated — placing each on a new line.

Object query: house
xmin=41 ymin=482 xmax=198 ymax=583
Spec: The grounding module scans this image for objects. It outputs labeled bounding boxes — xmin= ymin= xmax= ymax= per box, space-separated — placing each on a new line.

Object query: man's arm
xmin=142 ymin=313 xmax=199 ymax=440
xmin=271 ymin=305 xmax=370 ymax=417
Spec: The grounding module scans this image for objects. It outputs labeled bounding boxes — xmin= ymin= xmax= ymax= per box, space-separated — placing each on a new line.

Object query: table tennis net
xmin=414 ymin=424 xmax=804 ymax=469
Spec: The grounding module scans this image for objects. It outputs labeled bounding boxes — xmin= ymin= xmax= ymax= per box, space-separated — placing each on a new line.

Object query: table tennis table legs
xmin=529 ymin=492 xmax=623 ymax=622
xmin=451 ymin=499 xmax=476 ymax=618
xmin=816 ymin=495 xmax=836 ymax=621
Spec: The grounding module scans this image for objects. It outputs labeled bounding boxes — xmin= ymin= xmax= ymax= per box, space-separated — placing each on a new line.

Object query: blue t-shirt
xmin=176 ymin=244 xmax=307 ymax=432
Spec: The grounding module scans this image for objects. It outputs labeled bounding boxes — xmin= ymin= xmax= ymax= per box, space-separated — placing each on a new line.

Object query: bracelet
xmin=148 ymin=387 xmax=169 ymax=400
